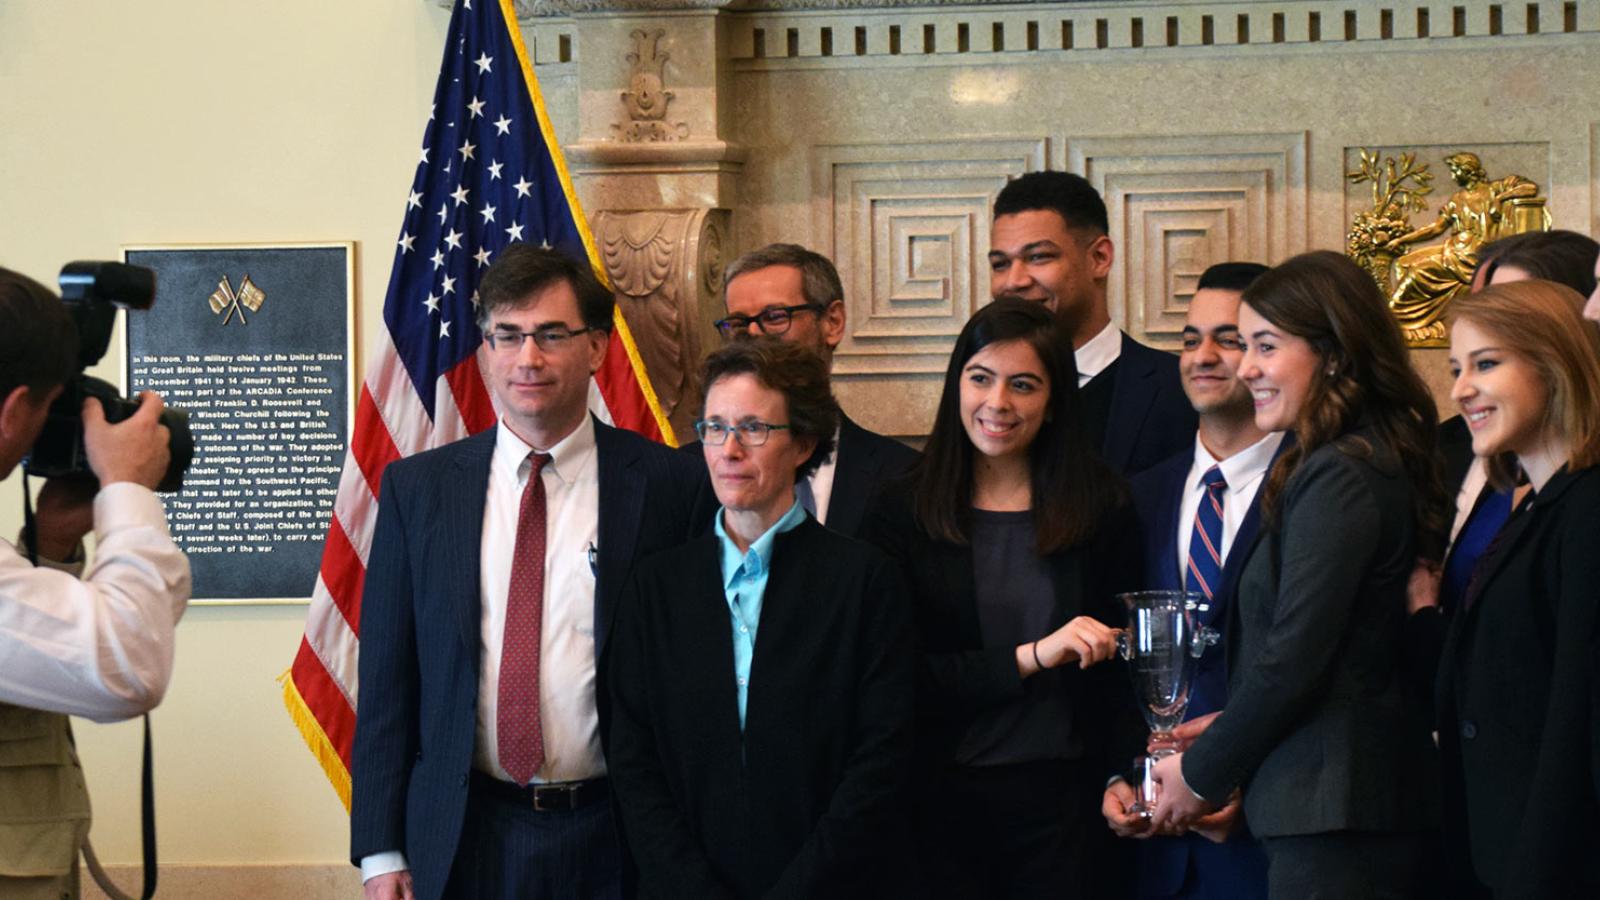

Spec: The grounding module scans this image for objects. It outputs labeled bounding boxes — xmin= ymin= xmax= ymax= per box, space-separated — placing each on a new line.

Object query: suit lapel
xmin=1460 ymin=471 xmax=1575 ymax=615
xmin=825 ymin=416 xmax=873 ymax=534
xmin=594 ymin=421 xmax=645 ymax=657
xmin=1103 ymin=334 xmax=1156 ymax=472
xmin=1154 ymin=462 xmax=1186 ymax=592
xmin=451 ymin=430 xmax=496 ymax=656
xmin=1216 ymin=435 xmax=1291 ymax=609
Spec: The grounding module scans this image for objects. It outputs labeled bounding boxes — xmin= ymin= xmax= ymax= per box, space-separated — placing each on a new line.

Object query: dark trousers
xmin=1260 ymin=831 xmax=1426 ymax=900
xmin=442 ymin=776 xmax=624 ymax=900
xmin=916 ymin=759 xmax=1107 ymax=900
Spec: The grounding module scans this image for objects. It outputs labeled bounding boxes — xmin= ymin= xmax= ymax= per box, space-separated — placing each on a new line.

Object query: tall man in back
xmin=990 ymin=171 xmax=1195 ymax=475
xmin=352 ymin=245 xmax=713 ymax=900
xmin=1101 ymin=262 xmax=1280 ymax=899
xmin=705 ymin=243 xmax=918 ymax=536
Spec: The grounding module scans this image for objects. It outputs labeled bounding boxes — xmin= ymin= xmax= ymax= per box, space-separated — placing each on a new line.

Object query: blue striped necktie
xmin=1186 ymin=465 xmax=1227 ymax=606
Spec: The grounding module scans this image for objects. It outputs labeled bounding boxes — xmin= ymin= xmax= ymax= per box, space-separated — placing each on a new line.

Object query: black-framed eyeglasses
xmin=694 ymin=419 xmax=792 ymax=447
xmin=484 ymin=326 xmax=597 ymax=354
xmin=713 ymin=304 xmax=823 ymax=340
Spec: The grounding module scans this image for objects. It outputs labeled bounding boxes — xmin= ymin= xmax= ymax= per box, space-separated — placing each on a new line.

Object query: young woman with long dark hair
xmin=861 ymin=298 xmax=1132 ymax=898
xmin=1148 ymin=251 xmax=1450 ymax=898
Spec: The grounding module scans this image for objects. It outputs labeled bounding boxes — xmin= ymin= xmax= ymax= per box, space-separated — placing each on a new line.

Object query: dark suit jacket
xmin=1182 ymin=433 xmax=1437 ymax=838
xmin=1436 ymin=465 xmax=1600 ymax=898
xmin=1127 ymin=444 xmax=1278 ymax=899
xmin=1093 ymin=334 xmax=1196 ymax=477
xmin=858 ymin=478 xmax=1136 ymax=779
xmin=608 ymin=519 xmax=915 ymax=900
xmin=349 ymin=419 xmax=715 ymax=900
xmin=679 ymin=413 xmax=919 ymax=538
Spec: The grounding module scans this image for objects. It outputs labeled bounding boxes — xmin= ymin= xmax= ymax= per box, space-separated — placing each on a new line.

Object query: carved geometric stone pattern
xmin=1069 ymin=133 xmax=1309 ymax=350
xmin=811 ymin=138 xmax=1049 ymax=377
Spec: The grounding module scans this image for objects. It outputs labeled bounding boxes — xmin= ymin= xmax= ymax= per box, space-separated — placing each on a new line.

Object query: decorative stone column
xmin=519 ymin=0 xmax=744 ymax=440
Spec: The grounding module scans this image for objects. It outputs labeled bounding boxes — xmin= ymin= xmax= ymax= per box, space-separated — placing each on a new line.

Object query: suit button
xmin=459 ymin=774 xmax=469 ymax=787
xmin=1460 ymin=720 xmax=1477 ymax=740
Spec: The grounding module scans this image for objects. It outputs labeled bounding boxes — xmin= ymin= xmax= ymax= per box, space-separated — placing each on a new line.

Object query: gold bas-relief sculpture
xmin=208 ymin=274 xmax=266 ymax=325
xmin=1346 ymin=150 xmax=1550 ymax=347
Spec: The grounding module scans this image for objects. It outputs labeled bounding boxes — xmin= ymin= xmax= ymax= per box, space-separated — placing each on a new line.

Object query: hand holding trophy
xmin=1115 ymin=590 xmax=1219 ymax=818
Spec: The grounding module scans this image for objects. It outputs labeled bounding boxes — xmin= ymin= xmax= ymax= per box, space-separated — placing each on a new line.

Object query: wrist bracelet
xmin=1031 ymin=640 xmax=1044 ymax=671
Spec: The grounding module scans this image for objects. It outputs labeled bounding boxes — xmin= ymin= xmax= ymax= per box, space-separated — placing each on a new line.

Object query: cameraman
xmin=0 ymin=267 xmax=191 ymax=899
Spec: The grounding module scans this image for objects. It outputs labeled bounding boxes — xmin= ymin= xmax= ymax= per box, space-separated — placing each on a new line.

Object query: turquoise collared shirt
xmin=714 ymin=499 xmax=808 ymax=730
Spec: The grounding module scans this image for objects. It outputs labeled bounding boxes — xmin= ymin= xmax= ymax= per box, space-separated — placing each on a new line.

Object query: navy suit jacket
xmin=680 ymin=413 xmax=918 ymax=538
xmin=1125 ymin=441 xmax=1279 ymax=899
xmin=349 ymin=418 xmax=715 ymax=900
xmin=1099 ymin=334 xmax=1196 ymax=478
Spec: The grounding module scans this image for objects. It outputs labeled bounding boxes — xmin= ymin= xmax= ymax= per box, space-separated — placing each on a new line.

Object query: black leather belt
xmin=471 ymin=769 xmax=610 ymax=812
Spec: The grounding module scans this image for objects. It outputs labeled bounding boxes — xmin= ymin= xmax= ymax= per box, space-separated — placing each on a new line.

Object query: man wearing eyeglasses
xmin=707 ymin=244 xmax=918 ymax=537
xmin=353 ymin=244 xmax=714 ymax=900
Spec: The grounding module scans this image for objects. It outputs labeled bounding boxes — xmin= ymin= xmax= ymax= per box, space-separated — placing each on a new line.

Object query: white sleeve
xmin=360 ymin=851 xmax=410 ymax=882
xmin=0 ymin=482 xmax=191 ymax=722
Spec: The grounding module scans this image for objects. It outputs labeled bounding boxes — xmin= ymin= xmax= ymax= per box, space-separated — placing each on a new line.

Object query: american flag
xmin=281 ymin=0 xmax=674 ymax=808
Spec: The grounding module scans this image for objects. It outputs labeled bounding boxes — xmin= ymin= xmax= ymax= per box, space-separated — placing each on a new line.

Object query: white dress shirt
xmin=363 ymin=417 xmax=607 ymax=884
xmin=0 ymin=482 xmax=191 ymax=722
xmin=801 ymin=424 xmax=842 ymax=525
xmin=1075 ymin=320 xmax=1123 ymax=387
xmin=475 ymin=415 xmax=605 ymax=785
xmin=1173 ymin=431 xmax=1285 ymax=584
xmin=1449 ymin=457 xmax=1490 ymax=545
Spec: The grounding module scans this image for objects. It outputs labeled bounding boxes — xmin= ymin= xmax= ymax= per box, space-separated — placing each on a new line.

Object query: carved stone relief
xmin=614 ymin=28 xmax=690 ymax=142
xmin=593 ymin=208 xmax=728 ymax=440
xmin=1069 ymin=133 xmax=1309 ymax=350
xmin=810 ymin=139 xmax=1048 ymax=380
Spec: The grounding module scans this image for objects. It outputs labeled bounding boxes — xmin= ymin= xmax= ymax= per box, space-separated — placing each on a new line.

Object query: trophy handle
xmin=1116 ymin=630 xmax=1131 ymax=661
xmin=1189 ymin=626 xmax=1220 ymax=658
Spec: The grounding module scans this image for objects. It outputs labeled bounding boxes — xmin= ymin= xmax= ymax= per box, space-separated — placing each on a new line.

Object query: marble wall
xmin=514 ymin=0 xmax=1600 ymax=437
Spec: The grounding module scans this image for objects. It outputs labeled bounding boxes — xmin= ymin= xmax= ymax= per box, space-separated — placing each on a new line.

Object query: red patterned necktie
xmin=498 ymin=451 xmax=552 ymax=785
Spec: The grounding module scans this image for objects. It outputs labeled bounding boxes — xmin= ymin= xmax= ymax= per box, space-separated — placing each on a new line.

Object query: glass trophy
xmin=1115 ymin=590 xmax=1219 ymax=818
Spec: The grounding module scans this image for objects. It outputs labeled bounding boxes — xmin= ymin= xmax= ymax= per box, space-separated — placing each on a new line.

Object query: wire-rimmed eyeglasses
xmin=483 ymin=326 xmax=597 ymax=354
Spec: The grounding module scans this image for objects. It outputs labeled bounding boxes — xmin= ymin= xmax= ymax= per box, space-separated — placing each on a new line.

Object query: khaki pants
xmin=0 ymin=862 xmax=79 ymax=899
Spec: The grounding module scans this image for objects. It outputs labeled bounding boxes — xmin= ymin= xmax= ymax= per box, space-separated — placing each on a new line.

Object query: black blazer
xmin=858 ymin=478 xmax=1136 ymax=776
xmin=679 ymin=413 xmax=918 ymax=538
xmin=1435 ymin=465 xmax=1600 ymax=898
xmin=349 ymin=420 xmax=715 ymax=900
xmin=1181 ymin=434 xmax=1437 ymax=838
xmin=1098 ymin=334 xmax=1196 ymax=477
xmin=826 ymin=415 xmax=921 ymax=536
xmin=607 ymin=519 xmax=915 ymax=900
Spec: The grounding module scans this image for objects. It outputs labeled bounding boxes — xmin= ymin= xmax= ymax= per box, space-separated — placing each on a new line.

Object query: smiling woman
xmin=1149 ymin=251 xmax=1451 ymax=898
xmin=1433 ymin=280 xmax=1600 ymax=896
xmin=858 ymin=298 xmax=1136 ymax=898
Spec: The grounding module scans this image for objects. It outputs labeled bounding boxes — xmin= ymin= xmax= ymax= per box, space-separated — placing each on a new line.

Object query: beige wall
xmin=0 ymin=0 xmax=457 ymax=872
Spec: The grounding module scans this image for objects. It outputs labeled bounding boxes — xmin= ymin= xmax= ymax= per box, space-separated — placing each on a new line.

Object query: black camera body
xmin=24 ymin=262 xmax=194 ymax=493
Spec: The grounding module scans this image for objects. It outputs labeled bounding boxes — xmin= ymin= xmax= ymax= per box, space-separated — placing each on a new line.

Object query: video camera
xmin=24 ymin=262 xmax=194 ymax=492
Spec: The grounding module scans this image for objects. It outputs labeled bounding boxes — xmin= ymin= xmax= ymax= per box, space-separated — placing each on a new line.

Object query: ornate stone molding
xmin=464 ymin=0 xmax=1114 ymax=21
xmin=591 ymin=208 xmax=729 ymax=439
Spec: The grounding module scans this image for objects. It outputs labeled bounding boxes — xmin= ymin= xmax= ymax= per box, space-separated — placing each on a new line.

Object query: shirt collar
xmin=714 ymin=499 xmax=807 ymax=589
xmin=1075 ymin=320 xmax=1123 ymax=382
xmin=1190 ymin=430 xmax=1285 ymax=492
xmin=494 ymin=414 xmax=597 ymax=486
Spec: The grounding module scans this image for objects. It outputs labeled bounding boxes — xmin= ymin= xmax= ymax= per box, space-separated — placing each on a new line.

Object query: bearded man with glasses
xmin=352 ymin=243 xmax=715 ymax=900
xmin=700 ymin=244 xmax=918 ymax=538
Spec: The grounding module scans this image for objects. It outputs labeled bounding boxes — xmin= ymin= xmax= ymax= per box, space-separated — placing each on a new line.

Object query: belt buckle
xmin=532 ymin=782 xmax=571 ymax=812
